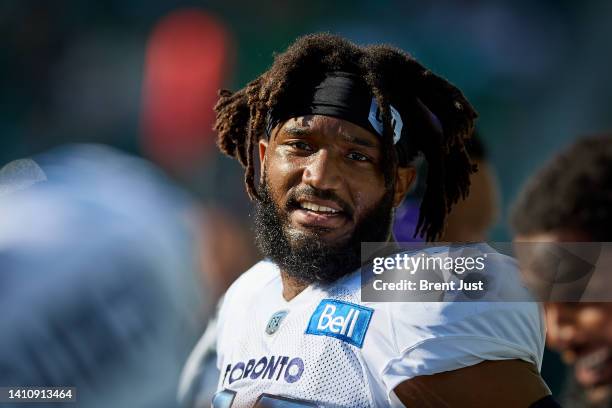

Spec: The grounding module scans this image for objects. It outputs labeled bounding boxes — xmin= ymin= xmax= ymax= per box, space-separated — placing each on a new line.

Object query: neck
xmin=280 ymin=270 xmax=310 ymax=301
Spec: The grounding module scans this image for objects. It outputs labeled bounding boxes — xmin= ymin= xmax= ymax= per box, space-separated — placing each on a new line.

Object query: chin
xmin=584 ymin=384 xmax=612 ymax=406
xmin=573 ymin=346 xmax=612 ymax=391
xmin=286 ymin=224 xmax=352 ymax=244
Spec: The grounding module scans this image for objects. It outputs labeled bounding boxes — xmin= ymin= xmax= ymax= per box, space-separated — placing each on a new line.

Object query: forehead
xmin=274 ymin=115 xmax=380 ymax=148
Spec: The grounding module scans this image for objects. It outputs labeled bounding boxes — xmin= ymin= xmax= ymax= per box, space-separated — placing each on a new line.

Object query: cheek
xmin=350 ymin=179 xmax=387 ymax=213
xmin=265 ymin=155 xmax=303 ymax=201
xmin=599 ymin=306 xmax=612 ymax=342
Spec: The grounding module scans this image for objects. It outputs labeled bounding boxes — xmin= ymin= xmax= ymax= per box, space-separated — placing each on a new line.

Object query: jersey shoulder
xmin=359 ymin=245 xmax=545 ymax=392
xmin=216 ymin=260 xmax=280 ymax=331
xmin=369 ymin=244 xmax=543 ymax=352
xmin=223 ymin=259 xmax=280 ymax=302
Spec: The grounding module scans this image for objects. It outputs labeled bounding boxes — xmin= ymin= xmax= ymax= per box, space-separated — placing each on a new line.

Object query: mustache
xmin=285 ymin=185 xmax=354 ymax=218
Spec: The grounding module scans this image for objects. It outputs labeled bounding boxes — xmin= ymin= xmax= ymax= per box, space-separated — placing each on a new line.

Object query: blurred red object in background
xmin=141 ymin=9 xmax=232 ymax=172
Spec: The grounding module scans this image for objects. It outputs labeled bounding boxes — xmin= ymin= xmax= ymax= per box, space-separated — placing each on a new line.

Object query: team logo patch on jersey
xmin=305 ymin=299 xmax=373 ymax=348
xmin=265 ymin=310 xmax=288 ymax=335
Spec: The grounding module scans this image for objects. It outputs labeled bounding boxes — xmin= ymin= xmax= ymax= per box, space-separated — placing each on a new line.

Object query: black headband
xmin=265 ymin=71 xmax=443 ymax=165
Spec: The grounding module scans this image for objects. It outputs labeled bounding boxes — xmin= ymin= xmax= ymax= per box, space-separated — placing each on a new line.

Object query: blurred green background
xmin=3 ymin=0 xmax=612 ymax=239
xmin=3 ymin=0 xmax=612 ymax=395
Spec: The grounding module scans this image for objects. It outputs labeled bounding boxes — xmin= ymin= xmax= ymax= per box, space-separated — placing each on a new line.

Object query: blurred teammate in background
xmin=440 ymin=132 xmax=500 ymax=242
xmin=0 ymin=144 xmax=207 ymax=408
xmin=512 ymin=135 xmax=612 ymax=408
xmin=393 ymin=131 xmax=500 ymax=242
xmin=182 ymin=33 xmax=556 ymax=407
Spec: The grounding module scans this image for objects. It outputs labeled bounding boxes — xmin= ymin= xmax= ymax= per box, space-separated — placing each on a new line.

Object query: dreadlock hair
xmin=214 ymin=33 xmax=477 ymax=241
xmin=511 ymin=135 xmax=612 ymax=241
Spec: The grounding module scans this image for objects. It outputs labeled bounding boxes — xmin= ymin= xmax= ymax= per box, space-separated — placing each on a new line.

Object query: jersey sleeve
xmin=178 ymin=302 xmax=221 ymax=407
xmin=361 ymin=252 xmax=546 ymax=395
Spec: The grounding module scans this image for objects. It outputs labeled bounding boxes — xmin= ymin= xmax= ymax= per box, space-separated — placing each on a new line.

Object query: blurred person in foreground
xmin=512 ymin=135 xmax=612 ymax=408
xmin=0 ymin=144 xmax=206 ymax=407
xmin=181 ymin=33 xmax=556 ymax=407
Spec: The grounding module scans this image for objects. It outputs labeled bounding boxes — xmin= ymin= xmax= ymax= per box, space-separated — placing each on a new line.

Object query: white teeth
xmin=301 ymin=202 xmax=339 ymax=213
xmin=576 ymin=347 xmax=611 ymax=370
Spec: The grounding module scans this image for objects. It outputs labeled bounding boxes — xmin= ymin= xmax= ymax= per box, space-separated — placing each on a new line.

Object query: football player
xmin=183 ymin=33 xmax=557 ymax=407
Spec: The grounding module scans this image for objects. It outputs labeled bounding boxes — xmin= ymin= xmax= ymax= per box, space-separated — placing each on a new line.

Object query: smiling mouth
xmin=300 ymin=201 xmax=341 ymax=214
xmin=574 ymin=347 xmax=612 ymax=387
xmin=576 ymin=347 xmax=611 ymax=371
xmin=289 ymin=199 xmax=349 ymax=230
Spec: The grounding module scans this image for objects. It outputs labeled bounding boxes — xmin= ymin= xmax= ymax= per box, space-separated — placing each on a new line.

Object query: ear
xmin=393 ymin=166 xmax=416 ymax=208
xmin=259 ymin=139 xmax=269 ymax=183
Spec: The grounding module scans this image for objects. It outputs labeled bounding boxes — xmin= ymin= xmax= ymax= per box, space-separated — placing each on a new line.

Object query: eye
xmin=287 ymin=141 xmax=314 ymax=152
xmin=346 ymin=151 xmax=371 ymax=162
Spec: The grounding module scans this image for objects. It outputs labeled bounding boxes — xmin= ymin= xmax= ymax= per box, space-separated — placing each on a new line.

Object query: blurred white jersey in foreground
xmin=0 ymin=144 xmax=206 ymax=408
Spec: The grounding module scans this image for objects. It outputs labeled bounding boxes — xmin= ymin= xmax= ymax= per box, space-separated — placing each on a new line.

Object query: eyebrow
xmin=283 ymin=125 xmax=379 ymax=149
xmin=343 ymin=134 xmax=378 ymax=148
xmin=283 ymin=126 xmax=311 ymax=137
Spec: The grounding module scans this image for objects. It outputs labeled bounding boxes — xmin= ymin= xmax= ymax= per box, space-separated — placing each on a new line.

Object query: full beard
xmin=254 ymin=180 xmax=395 ymax=285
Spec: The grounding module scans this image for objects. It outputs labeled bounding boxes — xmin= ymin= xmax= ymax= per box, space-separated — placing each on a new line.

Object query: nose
xmin=302 ymin=149 xmax=342 ymax=191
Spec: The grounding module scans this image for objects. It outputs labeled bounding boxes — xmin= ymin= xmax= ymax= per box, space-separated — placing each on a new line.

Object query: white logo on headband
xmin=368 ymin=98 xmax=403 ymax=144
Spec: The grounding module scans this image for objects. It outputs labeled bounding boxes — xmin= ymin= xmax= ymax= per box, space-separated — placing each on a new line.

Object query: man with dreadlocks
xmin=182 ymin=33 xmax=556 ymax=407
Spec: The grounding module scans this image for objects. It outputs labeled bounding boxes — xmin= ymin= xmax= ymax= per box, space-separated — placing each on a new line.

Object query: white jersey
xmin=207 ymin=245 xmax=545 ymax=407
